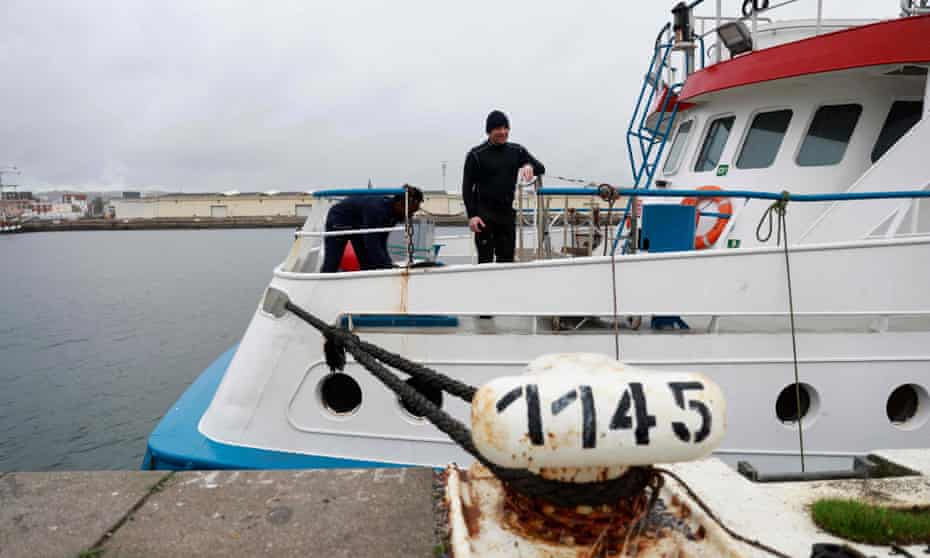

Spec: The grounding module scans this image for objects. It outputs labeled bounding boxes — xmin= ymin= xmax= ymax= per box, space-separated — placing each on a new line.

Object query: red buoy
xmin=340 ymin=242 xmax=361 ymax=272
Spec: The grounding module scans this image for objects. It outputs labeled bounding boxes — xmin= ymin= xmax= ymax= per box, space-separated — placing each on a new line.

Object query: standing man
xmin=320 ymin=186 xmax=423 ymax=272
xmin=462 ymin=110 xmax=545 ymax=263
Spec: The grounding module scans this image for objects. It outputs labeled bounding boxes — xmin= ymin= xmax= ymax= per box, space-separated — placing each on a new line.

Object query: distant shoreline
xmin=19 ymin=216 xmax=305 ymax=232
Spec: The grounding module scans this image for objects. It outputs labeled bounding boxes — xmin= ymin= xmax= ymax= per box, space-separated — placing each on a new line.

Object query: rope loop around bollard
xmin=285 ymin=301 xmax=794 ymax=557
xmin=284 ymin=299 xmax=653 ymax=508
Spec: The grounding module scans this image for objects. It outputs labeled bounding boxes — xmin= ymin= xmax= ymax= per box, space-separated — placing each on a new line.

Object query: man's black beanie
xmin=485 ymin=110 xmax=510 ymax=133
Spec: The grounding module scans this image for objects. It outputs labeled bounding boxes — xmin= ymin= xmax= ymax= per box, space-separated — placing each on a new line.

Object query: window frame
xmin=693 ymin=113 xmax=737 ymax=173
xmin=794 ymin=102 xmax=864 ymax=168
xmin=734 ymin=107 xmax=794 ymax=170
xmin=661 ymin=119 xmax=695 ymax=176
xmin=870 ymin=97 xmax=924 ymax=164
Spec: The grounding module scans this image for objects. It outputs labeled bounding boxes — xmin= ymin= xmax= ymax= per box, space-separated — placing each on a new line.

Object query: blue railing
xmin=538 ymin=187 xmax=930 ymax=203
xmin=537 ymin=186 xmax=930 ymax=255
xmin=313 ymin=188 xmax=406 ymax=198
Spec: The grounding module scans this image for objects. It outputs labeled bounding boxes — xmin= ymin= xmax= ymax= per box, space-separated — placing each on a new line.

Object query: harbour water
xmin=0 ymin=229 xmax=295 ymax=471
xmin=0 ymin=227 xmax=835 ymax=475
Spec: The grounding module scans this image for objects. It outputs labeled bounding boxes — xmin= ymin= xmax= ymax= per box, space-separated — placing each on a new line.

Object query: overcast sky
xmin=1 ymin=0 xmax=898 ymax=192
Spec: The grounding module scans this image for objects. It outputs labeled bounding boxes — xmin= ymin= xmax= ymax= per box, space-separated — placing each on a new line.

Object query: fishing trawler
xmin=145 ymin=0 xmax=930 ymax=474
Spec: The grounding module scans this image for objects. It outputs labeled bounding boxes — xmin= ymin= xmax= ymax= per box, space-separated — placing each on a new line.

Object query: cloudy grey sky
xmin=1 ymin=0 xmax=898 ymax=192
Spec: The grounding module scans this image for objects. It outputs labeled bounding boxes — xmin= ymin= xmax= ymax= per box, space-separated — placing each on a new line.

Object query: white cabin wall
xmin=656 ymin=66 xmax=926 ymax=247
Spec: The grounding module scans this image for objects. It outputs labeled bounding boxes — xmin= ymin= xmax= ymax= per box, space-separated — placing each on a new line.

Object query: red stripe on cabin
xmin=679 ymin=15 xmax=930 ymax=102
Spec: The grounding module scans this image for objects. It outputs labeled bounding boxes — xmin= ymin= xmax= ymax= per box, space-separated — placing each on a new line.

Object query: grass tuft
xmin=811 ymin=498 xmax=930 ymax=545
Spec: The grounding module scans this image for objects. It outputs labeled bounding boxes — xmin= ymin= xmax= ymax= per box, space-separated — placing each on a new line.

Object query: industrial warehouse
xmin=108 ymin=190 xmax=467 ymax=223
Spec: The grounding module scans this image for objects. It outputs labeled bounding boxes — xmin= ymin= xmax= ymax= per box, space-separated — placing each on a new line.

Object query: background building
xmin=110 ymin=190 xmax=468 ymax=220
xmin=110 ymin=192 xmax=316 ymax=219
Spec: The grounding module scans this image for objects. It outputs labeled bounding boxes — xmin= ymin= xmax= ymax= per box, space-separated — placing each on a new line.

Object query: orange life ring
xmin=681 ymin=186 xmax=733 ymax=250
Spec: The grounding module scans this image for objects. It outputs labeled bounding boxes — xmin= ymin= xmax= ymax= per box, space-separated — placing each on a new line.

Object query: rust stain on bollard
xmin=444 ymin=464 xmax=723 ymax=557
xmin=502 ymin=484 xmax=651 ymax=551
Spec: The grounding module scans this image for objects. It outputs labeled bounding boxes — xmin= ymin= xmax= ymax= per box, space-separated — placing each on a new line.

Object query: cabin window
xmin=694 ymin=116 xmax=735 ymax=172
xmin=736 ymin=110 xmax=793 ymax=169
xmin=871 ymin=101 xmax=924 ymax=163
xmin=797 ymin=104 xmax=863 ymax=166
xmin=662 ymin=120 xmax=693 ymax=174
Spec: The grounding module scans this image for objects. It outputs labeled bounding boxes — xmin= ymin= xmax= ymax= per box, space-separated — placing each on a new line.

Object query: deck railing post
xmin=924 ymin=66 xmax=930 ymax=115
xmin=536 ymin=177 xmax=546 ymax=259
xmin=816 ymin=0 xmax=823 ymax=36
xmin=562 ymin=198 xmax=569 ymax=252
xmin=517 ymin=183 xmax=524 ymax=259
xmin=630 ymin=195 xmax=640 ymax=254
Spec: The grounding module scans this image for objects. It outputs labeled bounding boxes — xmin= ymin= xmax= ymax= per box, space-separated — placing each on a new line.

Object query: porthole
xmin=887 ymin=384 xmax=929 ymax=431
xmin=318 ymin=373 xmax=362 ymax=416
xmin=775 ymin=383 xmax=819 ymax=428
xmin=398 ymin=377 xmax=443 ymax=421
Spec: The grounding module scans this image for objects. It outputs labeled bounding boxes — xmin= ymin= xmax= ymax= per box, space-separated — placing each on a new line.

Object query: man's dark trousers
xmin=475 ymin=220 xmax=515 ymax=263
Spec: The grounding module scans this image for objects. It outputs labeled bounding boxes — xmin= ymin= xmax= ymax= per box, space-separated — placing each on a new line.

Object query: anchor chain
xmin=404 ymin=185 xmax=415 ymax=266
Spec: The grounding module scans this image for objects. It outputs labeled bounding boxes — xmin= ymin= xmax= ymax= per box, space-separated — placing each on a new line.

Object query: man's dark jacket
xmin=462 ymin=141 xmax=545 ymax=224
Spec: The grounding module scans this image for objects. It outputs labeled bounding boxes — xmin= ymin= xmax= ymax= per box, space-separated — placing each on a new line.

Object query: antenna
xmin=441 ymin=161 xmax=448 ymax=191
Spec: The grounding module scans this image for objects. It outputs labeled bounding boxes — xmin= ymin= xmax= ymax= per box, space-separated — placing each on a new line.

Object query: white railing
xmin=902 ymin=0 xmax=930 ymax=16
xmin=693 ymin=0 xmax=826 ymax=64
xmin=296 ymin=226 xmax=405 ymax=238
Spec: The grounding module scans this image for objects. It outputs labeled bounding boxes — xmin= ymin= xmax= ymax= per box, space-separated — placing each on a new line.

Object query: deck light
xmin=717 ymin=21 xmax=754 ymax=56
xmin=671 ymin=2 xmax=693 ymax=44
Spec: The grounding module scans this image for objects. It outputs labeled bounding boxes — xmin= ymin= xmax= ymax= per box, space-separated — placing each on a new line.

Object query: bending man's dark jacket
xmin=462 ymin=141 xmax=545 ymax=225
xmin=325 ymin=196 xmax=398 ymax=270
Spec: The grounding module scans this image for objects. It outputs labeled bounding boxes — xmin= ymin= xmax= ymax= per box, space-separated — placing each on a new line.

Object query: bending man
xmin=462 ymin=110 xmax=545 ymax=263
xmin=320 ymin=186 xmax=423 ymax=272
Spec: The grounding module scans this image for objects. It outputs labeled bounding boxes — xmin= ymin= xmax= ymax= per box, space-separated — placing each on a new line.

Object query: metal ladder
xmin=613 ymin=29 xmax=684 ymax=254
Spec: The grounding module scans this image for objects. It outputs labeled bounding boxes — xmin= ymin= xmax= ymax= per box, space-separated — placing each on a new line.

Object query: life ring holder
xmin=681 ymin=186 xmax=733 ymax=250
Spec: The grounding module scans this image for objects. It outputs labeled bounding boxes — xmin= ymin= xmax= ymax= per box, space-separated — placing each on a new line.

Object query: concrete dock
xmin=6 ymin=451 xmax=930 ymax=557
xmin=0 ymin=468 xmax=438 ymax=558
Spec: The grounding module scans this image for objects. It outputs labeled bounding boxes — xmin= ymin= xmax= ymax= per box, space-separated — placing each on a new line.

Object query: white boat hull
xmin=199 ymin=237 xmax=930 ymax=471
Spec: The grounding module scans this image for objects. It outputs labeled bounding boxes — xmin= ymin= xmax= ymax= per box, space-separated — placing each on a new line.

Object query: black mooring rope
xmin=756 ymin=192 xmax=806 ymax=473
xmin=284 ymin=300 xmax=653 ymax=508
xmin=655 ymin=468 xmax=791 ymax=558
xmin=287 ymin=302 xmax=476 ymax=402
xmin=285 ymin=302 xmax=795 ymax=556
xmin=598 ymin=183 xmax=623 ymax=360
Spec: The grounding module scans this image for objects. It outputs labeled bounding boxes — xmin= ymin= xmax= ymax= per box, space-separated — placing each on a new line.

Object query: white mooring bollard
xmin=445 ymin=353 xmax=731 ymax=557
xmin=446 ymin=353 xmax=730 ymax=557
xmin=472 ymin=353 xmax=726 ymax=475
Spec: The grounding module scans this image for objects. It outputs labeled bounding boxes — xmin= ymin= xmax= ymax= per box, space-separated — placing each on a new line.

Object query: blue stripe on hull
xmin=143 ymin=345 xmax=403 ymax=471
